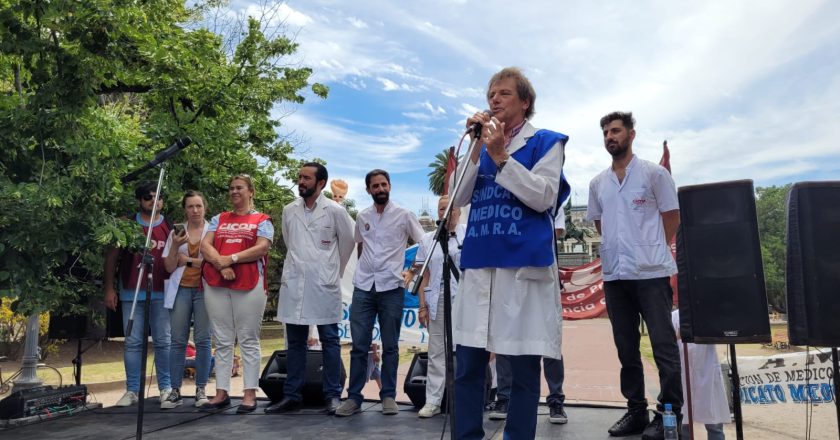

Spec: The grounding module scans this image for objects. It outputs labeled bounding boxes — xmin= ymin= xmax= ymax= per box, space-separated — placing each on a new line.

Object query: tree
xmin=427 ymin=148 xmax=451 ymax=196
xmin=755 ymin=184 xmax=791 ymax=311
xmin=0 ymin=0 xmax=327 ymax=316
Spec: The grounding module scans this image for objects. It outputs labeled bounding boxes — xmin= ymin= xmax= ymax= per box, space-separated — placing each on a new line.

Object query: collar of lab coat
xmin=506 ymin=121 xmax=536 ymax=156
xmin=291 ymin=192 xmax=328 ymax=225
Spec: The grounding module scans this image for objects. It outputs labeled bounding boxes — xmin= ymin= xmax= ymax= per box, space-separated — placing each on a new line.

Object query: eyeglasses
xmin=142 ymin=193 xmax=160 ymax=201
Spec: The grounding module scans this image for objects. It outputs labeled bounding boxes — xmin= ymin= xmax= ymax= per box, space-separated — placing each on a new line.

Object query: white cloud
xmin=346 ymin=16 xmax=368 ymax=28
xmin=377 ymin=77 xmax=417 ymax=92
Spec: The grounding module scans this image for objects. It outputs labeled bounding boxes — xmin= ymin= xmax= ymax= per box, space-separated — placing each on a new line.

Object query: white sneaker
xmin=194 ymin=387 xmax=210 ymax=408
xmin=115 ymin=391 xmax=138 ymax=407
xmin=159 ymin=388 xmax=173 ymax=403
xmin=418 ymin=403 xmax=441 ymax=418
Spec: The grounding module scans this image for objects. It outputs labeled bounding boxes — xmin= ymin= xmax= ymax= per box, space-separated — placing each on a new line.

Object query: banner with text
xmin=736 ymin=350 xmax=837 ymax=405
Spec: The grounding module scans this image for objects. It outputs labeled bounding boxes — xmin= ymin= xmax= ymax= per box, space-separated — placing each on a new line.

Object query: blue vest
xmin=461 ymin=129 xmax=568 ymax=269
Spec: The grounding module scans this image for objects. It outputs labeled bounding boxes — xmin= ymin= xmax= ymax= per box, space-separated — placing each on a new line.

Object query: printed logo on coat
xmin=632 ymin=198 xmax=647 ymax=206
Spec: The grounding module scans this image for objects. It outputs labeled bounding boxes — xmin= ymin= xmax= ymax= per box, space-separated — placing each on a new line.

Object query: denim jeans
xmin=347 ymin=286 xmax=404 ymax=404
xmin=496 ymin=354 xmax=511 ymax=401
xmin=122 ymin=299 xmax=171 ymax=392
xmin=604 ymin=277 xmax=683 ymax=413
xmin=284 ymin=323 xmax=343 ymax=401
xmin=168 ymin=286 xmax=211 ymax=389
xmin=455 ymin=345 xmax=542 ymax=440
xmin=543 ymin=356 xmax=566 ymax=406
xmin=682 ymin=423 xmax=725 ymax=440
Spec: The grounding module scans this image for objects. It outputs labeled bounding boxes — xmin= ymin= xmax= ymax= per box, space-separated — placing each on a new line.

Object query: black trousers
xmin=604 ymin=277 xmax=683 ymax=413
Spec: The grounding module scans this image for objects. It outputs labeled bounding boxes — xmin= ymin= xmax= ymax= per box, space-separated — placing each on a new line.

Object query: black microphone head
xmin=177 ymin=136 xmax=192 ymax=149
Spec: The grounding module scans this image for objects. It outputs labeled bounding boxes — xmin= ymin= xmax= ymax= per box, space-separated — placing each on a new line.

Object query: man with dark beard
xmin=267 ymin=162 xmax=355 ymax=415
xmin=335 ymin=169 xmax=425 ymax=417
xmin=586 ymin=112 xmax=682 ymax=440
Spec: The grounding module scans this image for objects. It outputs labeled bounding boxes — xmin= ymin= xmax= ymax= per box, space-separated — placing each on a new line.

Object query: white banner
xmin=736 ymin=350 xmax=837 ymax=405
xmin=338 ymin=250 xmax=429 ymax=346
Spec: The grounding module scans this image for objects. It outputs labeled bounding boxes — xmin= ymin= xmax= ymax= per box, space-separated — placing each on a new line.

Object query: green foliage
xmin=0 ymin=0 xmax=327 ymax=315
xmin=755 ymin=184 xmax=791 ymax=311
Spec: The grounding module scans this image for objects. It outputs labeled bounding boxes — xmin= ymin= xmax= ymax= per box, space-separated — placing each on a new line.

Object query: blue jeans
xmin=122 ymin=299 xmax=171 ymax=392
xmin=682 ymin=423 xmax=725 ymax=440
xmin=456 ymin=346 xmax=542 ymax=440
xmin=347 ymin=286 xmax=403 ymax=404
xmin=168 ymin=286 xmax=211 ymax=389
xmin=496 ymin=354 xmax=511 ymax=401
xmin=543 ymin=356 xmax=565 ymax=406
xmin=284 ymin=323 xmax=343 ymax=401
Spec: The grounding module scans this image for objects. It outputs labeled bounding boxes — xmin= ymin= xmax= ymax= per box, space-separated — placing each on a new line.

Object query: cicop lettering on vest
xmin=218 ymin=223 xmax=259 ymax=231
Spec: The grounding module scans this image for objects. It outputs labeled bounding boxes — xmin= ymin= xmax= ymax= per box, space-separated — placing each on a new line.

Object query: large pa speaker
xmin=676 ymin=180 xmax=771 ymax=344
xmin=403 ymin=351 xmax=491 ymax=412
xmin=48 ymin=296 xmax=107 ymax=340
xmin=786 ymin=181 xmax=840 ymax=347
xmin=259 ymin=349 xmax=347 ymax=405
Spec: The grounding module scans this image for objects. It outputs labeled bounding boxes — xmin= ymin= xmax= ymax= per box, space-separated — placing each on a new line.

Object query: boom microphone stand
xmin=412 ymin=130 xmax=484 ymax=439
xmin=121 ymin=137 xmax=190 ymax=440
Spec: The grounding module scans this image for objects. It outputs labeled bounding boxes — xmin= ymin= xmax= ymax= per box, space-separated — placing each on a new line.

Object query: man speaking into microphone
xmin=450 ymin=67 xmax=567 ymax=440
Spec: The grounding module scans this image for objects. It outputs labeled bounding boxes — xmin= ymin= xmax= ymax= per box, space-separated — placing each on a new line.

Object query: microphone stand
xmin=122 ymin=165 xmax=166 ymax=440
xmin=413 ymin=132 xmax=483 ymax=439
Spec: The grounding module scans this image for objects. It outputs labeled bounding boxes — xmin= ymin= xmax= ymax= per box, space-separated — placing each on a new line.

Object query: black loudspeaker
xmin=403 ymin=351 xmax=491 ymax=411
xmin=786 ymin=181 xmax=840 ymax=347
xmin=676 ymin=180 xmax=771 ymax=344
xmin=48 ymin=297 xmax=107 ymax=340
xmin=259 ymin=350 xmax=347 ymax=405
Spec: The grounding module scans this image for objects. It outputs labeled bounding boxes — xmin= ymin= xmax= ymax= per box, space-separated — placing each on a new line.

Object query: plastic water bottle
xmin=663 ymin=403 xmax=678 ymax=440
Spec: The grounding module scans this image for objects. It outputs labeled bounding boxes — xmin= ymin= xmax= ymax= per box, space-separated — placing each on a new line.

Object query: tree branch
xmin=94 ymin=83 xmax=153 ymax=94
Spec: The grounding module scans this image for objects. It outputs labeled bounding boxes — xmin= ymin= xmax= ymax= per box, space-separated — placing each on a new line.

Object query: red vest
xmin=203 ymin=211 xmax=271 ymax=291
xmin=120 ymin=215 xmax=171 ymax=292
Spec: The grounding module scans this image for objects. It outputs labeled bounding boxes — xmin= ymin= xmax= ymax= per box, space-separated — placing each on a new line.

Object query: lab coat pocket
xmin=515 ymin=267 xmax=553 ymax=282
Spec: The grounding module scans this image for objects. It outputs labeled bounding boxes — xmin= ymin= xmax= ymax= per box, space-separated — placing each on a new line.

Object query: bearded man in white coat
xmin=451 ymin=67 xmax=567 ymax=440
xmin=267 ymin=162 xmax=355 ymax=415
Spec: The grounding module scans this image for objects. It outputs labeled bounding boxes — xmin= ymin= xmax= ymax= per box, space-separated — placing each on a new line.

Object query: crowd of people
xmin=104 ymin=67 xmax=728 ymax=439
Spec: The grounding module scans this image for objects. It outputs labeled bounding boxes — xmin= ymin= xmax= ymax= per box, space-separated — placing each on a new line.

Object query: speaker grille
xmin=787 ymin=182 xmax=840 ymax=346
xmin=677 ymin=180 xmax=771 ymax=344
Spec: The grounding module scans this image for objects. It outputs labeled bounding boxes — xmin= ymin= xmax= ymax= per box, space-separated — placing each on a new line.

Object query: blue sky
xmin=232 ymin=0 xmax=840 ymax=215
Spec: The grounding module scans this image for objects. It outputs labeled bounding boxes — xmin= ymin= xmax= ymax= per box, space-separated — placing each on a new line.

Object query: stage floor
xmin=0 ymin=397 xmax=640 ymax=440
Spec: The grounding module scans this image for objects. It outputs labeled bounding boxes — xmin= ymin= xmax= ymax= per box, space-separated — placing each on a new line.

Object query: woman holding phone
xmin=161 ymin=190 xmax=211 ymax=409
xmin=200 ymin=174 xmax=273 ymax=413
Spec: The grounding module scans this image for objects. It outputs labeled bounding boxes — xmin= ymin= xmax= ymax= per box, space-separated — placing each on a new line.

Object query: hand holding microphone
xmin=465 ymin=110 xmax=492 ymax=139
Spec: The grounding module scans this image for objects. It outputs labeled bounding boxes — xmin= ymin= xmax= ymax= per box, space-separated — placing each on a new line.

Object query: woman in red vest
xmin=200 ymin=174 xmax=273 ymax=413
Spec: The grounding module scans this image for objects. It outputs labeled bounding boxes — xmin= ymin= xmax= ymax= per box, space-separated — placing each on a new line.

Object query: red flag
xmin=659 ymin=140 xmax=671 ymax=174
xmin=442 ymin=146 xmax=457 ymax=196
xmin=659 ymin=140 xmax=679 ymax=304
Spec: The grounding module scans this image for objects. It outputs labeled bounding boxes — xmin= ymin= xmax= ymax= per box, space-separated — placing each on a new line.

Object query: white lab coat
xmin=672 ymin=310 xmax=731 ymax=425
xmin=276 ymin=193 xmax=355 ymax=325
xmin=451 ymin=122 xmax=564 ymax=358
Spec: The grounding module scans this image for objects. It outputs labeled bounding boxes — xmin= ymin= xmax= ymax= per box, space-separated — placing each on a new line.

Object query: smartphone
xmin=173 ymin=224 xmax=186 ymax=236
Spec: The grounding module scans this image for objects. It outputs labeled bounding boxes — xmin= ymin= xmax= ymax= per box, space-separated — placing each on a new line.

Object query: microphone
xmin=122 ymin=137 xmax=193 ymax=183
xmin=467 ymin=109 xmax=492 ymax=137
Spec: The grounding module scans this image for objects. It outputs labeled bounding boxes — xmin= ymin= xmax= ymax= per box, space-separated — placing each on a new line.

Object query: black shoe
xmin=199 ymin=396 xmax=231 ymax=411
xmin=608 ymin=410 xmax=649 ymax=436
xmin=488 ymin=399 xmax=508 ymax=420
xmin=264 ymin=397 xmax=302 ymax=414
xmin=548 ymin=403 xmax=568 ymax=424
xmin=641 ymin=411 xmax=681 ymax=440
xmin=325 ymin=397 xmax=341 ymax=415
xmin=236 ymin=403 xmax=257 ymax=414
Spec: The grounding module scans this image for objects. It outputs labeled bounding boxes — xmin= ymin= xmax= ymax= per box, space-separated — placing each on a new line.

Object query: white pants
xmin=203 ymin=278 xmax=267 ymax=392
xmin=426 ymin=294 xmax=452 ymax=406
